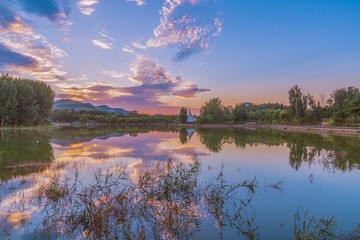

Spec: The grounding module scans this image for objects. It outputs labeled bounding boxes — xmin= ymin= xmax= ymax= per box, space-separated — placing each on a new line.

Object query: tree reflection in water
xmin=196 ymin=128 xmax=360 ymax=172
xmin=0 ymin=130 xmax=54 ymax=181
xmin=0 ymin=127 xmax=359 ymax=239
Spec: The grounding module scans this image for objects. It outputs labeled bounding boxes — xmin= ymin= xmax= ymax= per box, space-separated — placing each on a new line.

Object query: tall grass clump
xmin=35 ymin=158 xmax=259 ymax=240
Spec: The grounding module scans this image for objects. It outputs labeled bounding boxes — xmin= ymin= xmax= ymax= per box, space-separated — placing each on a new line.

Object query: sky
xmin=0 ymin=0 xmax=360 ymax=114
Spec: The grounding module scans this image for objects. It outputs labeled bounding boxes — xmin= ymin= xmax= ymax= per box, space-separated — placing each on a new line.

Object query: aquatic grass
xmin=294 ymin=208 xmax=360 ymax=240
xmin=34 ymin=157 xmax=261 ymax=240
xmin=204 ymin=162 xmax=259 ymax=240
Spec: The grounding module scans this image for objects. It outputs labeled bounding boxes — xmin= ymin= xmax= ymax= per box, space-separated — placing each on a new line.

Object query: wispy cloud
xmin=77 ymin=0 xmax=99 ymax=15
xmin=92 ymin=39 xmax=113 ymax=49
xmin=67 ymin=74 xmax=89 ymax=81
xmin=0 ymin=17 xmax=68 ymax=81
xmin=57 ymin=56 xmax=209 ymax=112
xmin=92 ymin=29 xmax=114 ymax=49
xmin=122 ymin=46 xmax=135 ymax=54
xmin=0 ymin=0 xmax=72 ymax=81
xmin=132 ymin=0 xmax=222 ymax=61
xmin=102 ymin=70 xmax=128 ymax=78
xmin=126 ymin=0 xmax=146 ymax=6
xmin=173 ymin=82 xmax=210 ymax=98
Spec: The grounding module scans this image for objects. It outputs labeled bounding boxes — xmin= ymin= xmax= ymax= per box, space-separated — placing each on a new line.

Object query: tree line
xmin=1 ymin=74 xmax=358 ymax=127
xmin=0 ymin=75 xmax=55 ymax=127
xmin=51 ymin=109 xmax=179 ymax=124
xmin=185 ymin=85 xmax=360 ymax=126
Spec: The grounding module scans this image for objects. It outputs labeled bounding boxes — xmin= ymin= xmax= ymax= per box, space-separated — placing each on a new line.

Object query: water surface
xmin=0 ymin=127 xmax=359 ymax=239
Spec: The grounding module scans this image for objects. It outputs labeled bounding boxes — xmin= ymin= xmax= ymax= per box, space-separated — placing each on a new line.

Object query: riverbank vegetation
xmin=51 ymin=109 xmax=179 ymax=124
xmin=1 ymin=74 xmax=358 ymax=127
xmin=195 ymin=85 xmax=360 ymax=126
xmin=0 ymin=75 xmax=55 ymax=127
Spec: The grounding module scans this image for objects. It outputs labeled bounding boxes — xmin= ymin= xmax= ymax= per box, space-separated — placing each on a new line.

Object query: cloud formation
xmin=92 ymin=39 xmax=113 ymax=49
xmin=0 ymin=20 xmax=68 ymax=81
xmin=92 ymin=30 xmax=114 ymax=49
xmin=126 ymin=0 xmax=146 ymax=6
xmin=13 ymin=0 xmax=70 ymax=23
xmin=0 ymin=43 xmax=38 ymax=69
xmin=77 ymin=0 xmax=99 ymax=15
xmin=102 ymin=70 xmax=128 ymax=78
xmin=57 ymin=56 xmax=209 ymax=112
xmin=132 ymin=0 xmax=222 ymax=61
xmin=122 ymin=46 xmax=135 ymax=54
xmin=0 ymin=0 xmax=70 ymax=81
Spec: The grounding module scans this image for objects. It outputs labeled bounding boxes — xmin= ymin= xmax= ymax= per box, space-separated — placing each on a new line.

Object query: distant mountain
xmin=54 ymin=99 xmax=130 ymax=115
xmin=95 ymin=105 xmax=130 ymax=115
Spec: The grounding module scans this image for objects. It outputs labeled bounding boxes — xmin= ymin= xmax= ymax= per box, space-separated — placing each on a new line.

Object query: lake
xmin=0 ymin=127 xmax=360 ymax=239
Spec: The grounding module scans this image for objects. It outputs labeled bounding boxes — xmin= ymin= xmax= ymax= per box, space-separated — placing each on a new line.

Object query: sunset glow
xmin=1 ymin=0 xmax=359 ymax=114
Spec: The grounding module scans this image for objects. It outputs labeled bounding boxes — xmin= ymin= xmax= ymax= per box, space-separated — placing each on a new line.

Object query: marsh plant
xmin=35 ymin=158 xmax=259 ymax=240
xmin=294 ymin=209 xmax=360 ymax=240
xmin=1 ymin=157 xmax=359 ymax=239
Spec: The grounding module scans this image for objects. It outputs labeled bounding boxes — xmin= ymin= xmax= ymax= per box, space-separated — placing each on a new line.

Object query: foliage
xmin=197 ymin=99 xmax=286 ymax=124
xmin=35 ymin=158 xmax=259 ymax=239
xmin=288 ymin=85 xmax=307 ymax=120
xmin=0 ymin=130 xmax=54 ymax=181
xmin=0 ymin=75 xmax=55 ymax=127
xmin=294 ymin=208 xmax=360 ymax=240
xmin=179 ymin=107 xmax=188 ymax=123
xmin=196 ymin=84 xmax=360 ymax=126
xmin=233 ymin=104 xmax=249 ymax=122
xmin=198 ymin=98 xmax=226 ymax=123
xmin=51 ymin=109 xmax=179 ymax=124
xmin=196 ymin=127 xmax=360 ymax=172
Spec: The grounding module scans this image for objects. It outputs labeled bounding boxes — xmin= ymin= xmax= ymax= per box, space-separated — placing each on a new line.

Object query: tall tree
xmin=233 ymin=104 xmax=249 ymax=122
xmin=0 ymin=76 xmax=18 ymax=127
xmin=199 ymin=98 xmax=225 ymax=123
xmin=179 ymin=107 xmax=188 ymax=123
xmin=288 ymin=85 xmax=307 ymax=119
xmin=331 ymin=87 xmax=360 ymax=118
xmin=0 ymin=75 xmax=55 ymax=126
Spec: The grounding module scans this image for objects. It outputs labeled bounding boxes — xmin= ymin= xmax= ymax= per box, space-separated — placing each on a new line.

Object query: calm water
xmin=0 ymin=127 xmax=360 ymax=239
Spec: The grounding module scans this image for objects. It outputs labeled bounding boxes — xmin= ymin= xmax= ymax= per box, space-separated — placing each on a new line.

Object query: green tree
xmin=288 ymin=85 xmax=307 ymax=120
xmin=233 ymin=104 xmax=249 ymax=122
xmin=331 ymin=87 xmax=360 ymax=119
xmin=199 ymin=98 xmax=225 ymax=123
xmin=0 ymin=75 xmax=55 ymax=126
xmin=14 ymin=80 xmax=37 ymax=125
xmin=33 ymin=80 xmax=55 ymax=124
xmin=0 ymin=76 xmax=18 ymax=127
xmin=179 ymin=107 xmax=188 ymax=123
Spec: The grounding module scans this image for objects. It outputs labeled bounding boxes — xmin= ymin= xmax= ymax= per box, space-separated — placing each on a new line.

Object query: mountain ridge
xmin=53 ymin=99 xmax=130 ymax=115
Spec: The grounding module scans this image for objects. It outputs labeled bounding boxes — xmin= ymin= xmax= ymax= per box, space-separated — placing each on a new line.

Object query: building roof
xmin=187 ymin=110 xmax=195 ymax=123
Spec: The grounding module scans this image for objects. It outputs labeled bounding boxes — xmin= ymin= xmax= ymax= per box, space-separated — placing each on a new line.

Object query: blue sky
xmin=0 ymin=0 xmax=359 ymax=113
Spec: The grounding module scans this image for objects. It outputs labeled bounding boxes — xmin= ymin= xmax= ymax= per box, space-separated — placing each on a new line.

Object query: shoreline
xmin=192 ymin=123 xmax=360 ymax=135
xmin=256 ymin=124 xmax=360 ymax=135
xmin=1 ymin=123 xmax=360 ymax=135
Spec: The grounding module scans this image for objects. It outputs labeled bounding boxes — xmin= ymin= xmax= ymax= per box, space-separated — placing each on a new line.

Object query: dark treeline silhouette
xmin=0 ymin=75 xmax=55 ymax=127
